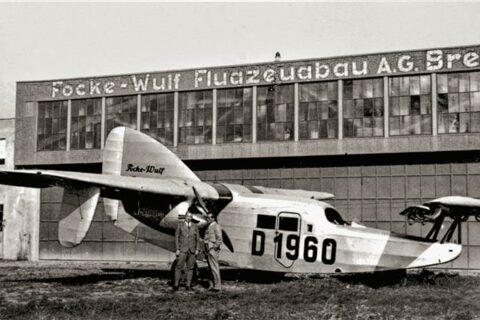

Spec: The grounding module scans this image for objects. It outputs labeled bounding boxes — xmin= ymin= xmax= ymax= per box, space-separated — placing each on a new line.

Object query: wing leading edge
xmin=0 ymin=169 xmax=220 ymax=200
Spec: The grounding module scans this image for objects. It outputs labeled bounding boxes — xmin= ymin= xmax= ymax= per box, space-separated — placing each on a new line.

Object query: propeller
xmin=193 ymin=186 xmax=209 ymax=216
xmin=192 ymin=186 xmax=234 ymax=253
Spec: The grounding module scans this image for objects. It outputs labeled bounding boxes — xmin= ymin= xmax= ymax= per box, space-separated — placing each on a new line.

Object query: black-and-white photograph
xmin=1 ymin=1 xmax=480 ymax=319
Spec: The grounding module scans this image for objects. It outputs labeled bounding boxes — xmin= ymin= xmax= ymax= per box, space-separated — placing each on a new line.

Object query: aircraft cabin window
xmin=278 ymin=216 xmax=299 ymax=232
xmin=256 ymin=214 xmax=276 ymax=229
xmin=325 ymin=208 xmax=348 ymax=225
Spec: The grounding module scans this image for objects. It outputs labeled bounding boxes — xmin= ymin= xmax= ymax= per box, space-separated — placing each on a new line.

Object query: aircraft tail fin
xmin=103 ymin=126 xmax=199 ymax=181
xmin=102 ymin=127 xmax=199 ymax=221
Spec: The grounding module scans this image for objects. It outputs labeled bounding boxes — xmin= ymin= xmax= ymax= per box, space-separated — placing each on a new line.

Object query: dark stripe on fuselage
xmin=245 ymin=186 xmax=263 ymax=194
xmin=390 ymin=232 xmax=436 ymax=243
xmin=208 ymin=183 xmax=234 ymax=215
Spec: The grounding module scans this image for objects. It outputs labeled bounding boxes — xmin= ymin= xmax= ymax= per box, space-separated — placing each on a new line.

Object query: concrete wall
xmin=0 ymin=119 xmax=40 ymax=260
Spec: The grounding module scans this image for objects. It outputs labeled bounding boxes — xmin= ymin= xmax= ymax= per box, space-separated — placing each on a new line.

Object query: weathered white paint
xmin=0 ymin=119 xmax=40 ymax=261
xmin=58 ymin=186 xmax=100 ymax=247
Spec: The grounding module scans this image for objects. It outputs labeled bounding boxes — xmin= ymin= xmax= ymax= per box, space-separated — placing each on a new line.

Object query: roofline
xmin=16 ymin=43 xmax=480 ymax=84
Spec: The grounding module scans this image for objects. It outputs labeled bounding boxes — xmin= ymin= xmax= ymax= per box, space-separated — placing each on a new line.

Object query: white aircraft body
xmin=1 ymin=127 xmax=478 ymax=274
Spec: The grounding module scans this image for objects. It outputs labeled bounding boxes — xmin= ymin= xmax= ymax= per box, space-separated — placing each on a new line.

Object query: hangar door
xmin=39 ymin=188 xmax=174 ymax=261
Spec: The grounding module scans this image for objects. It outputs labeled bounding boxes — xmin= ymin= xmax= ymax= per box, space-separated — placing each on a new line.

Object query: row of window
xmin=37 ymin=71 xmax=480 ymax=151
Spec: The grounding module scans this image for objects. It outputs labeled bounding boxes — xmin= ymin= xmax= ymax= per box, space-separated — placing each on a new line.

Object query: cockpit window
xmin=256 ymin=214 xmax=276 ymax=229
xmin=325 ymin=208 xmax=348 ymax=225
xmin=278 ymin=216 xmax=299 ymax=232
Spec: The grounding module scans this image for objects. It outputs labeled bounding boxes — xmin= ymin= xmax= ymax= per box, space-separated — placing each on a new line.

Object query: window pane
xmin=410 ymin=77 xmax=420 ymax=95
xmin=299 ymin=81 xmax=338 ymax=140
xmin=216 ymin=88 xmax=252 ymax=143
xmin=344 ymin=78 xmax=383 ymax=137
xmin=257 ymin=85 xmax=294 ymax=141
xmin=140 ymin=93 xmax=174 ymax=145
xmin=437 ymin=72 xmax=480 ymax=134
xmin=178 ymin=90 xmax=212 ymax=145
xmin=390 ymin=75 xmax=431 ymax=136
xmin=37 ymin=100 xmax=68 ymax=151
xmin=438 ymin=74 xmax=448 ymax=93
xmin=278 ymin=216 xmax=299 ymax=232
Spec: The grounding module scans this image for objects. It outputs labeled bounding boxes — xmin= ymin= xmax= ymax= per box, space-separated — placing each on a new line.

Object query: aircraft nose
xmin=442 ymin=243 xmax=462 ymax=263
xmin=426 ymin=242 xmax=462 ymax=265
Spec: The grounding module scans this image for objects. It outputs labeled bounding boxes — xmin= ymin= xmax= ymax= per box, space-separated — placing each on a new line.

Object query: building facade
xmin=0 ymin=118 xmax=39 ymax=260
xmin=12 ymin=44 xmax=480 ymax=269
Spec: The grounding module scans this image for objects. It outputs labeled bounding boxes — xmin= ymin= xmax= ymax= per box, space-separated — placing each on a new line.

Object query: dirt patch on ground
xmin=0 ymin=261 xmax=479 ymax=319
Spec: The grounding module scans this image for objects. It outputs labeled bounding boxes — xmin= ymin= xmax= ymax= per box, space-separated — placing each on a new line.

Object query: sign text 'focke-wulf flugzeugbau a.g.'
xmin=48 ymin=46 xmax=480 ymax=99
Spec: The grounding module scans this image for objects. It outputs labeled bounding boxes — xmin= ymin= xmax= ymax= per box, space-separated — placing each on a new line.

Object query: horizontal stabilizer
xmin=58 ymin=186 xmax=100 ymax=247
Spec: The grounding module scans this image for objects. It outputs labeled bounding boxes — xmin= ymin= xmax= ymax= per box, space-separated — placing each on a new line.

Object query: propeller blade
xmin=193 ymin=187 xmax=232 ymax=252
xmin=222 ymin=230 xmax=234 ymax=253
xmin=193 ymin=186 xmax=210 ymax=215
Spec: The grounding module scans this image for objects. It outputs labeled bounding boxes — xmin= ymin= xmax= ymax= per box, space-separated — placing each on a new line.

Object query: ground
xmin=0 ymin=261 xmax=479 ymax=320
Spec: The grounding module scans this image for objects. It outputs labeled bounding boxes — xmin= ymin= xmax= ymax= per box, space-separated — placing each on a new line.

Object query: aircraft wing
xmin=251 ymin=186 xmax=334 ymax=200
xmin=427 ymin=196 xmax=480 ymax=209
xmin=400 ymin=196 xmax=480 ymax=219
xmin=0 ymin=169 xmax=220 ymax=200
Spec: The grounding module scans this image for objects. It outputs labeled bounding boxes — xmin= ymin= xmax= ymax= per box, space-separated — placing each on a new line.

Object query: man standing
xmin=174 ymin=212 xmax=200 ymax=291
xmin=204 ymin=212 xmax=223 ymax=291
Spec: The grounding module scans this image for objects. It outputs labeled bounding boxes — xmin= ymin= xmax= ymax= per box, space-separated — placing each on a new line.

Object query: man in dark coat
xmin=173 ymin=211 xmax=200 ymax=290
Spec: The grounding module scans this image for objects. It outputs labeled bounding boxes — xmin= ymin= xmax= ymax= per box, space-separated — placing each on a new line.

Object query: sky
xmin=1 ymin=2 xmax=480 ymax=118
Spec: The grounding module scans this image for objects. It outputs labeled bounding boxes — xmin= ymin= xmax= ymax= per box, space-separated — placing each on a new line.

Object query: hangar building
xmin=7 ymin=44 xmax=480 ymax=270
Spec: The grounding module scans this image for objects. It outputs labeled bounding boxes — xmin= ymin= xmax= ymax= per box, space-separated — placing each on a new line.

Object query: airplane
xmin=0 ymin=126 xmax=479 ymax=275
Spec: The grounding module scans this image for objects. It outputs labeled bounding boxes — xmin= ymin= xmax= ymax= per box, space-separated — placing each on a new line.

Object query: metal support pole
xmin=212 ymin=89 xmax=217 ymax=145
xmin=173 ymin=92 xmax=179 ymax=147
xmin=338 ymin=80 xmax=343 ymax=139
xmin=383 ymin=77 xmax=389 ymax=138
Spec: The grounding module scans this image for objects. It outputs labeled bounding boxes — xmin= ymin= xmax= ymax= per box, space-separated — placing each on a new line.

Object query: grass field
xmin=0 ymin=262 xmax=479 ymax=320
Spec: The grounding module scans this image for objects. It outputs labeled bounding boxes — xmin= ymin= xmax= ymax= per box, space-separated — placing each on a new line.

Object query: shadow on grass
xmin=333 ymin=269 xmax=408 ymax=288
xmin=333 ymin=269 xmax=463 ymax=288
xmin=9 ymin=265 xmax=459 ymax=289
xmin=6 ymin=267 xmax=290 ymax=286
xmin=7 ymin=269 xmax=171 ymax=286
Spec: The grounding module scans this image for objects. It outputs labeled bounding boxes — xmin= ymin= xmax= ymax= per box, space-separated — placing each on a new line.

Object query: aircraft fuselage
xmin=120 ymin=182 xmax=461 ymax=274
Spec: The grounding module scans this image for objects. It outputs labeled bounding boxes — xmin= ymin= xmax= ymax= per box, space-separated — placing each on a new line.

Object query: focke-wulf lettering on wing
xmin=126 ymin=164 xmax=165 ymax=175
